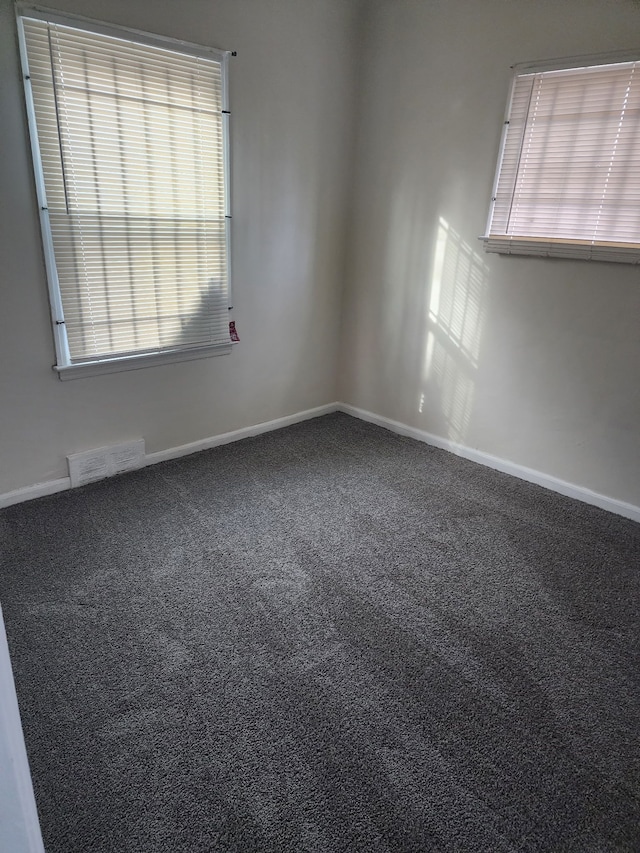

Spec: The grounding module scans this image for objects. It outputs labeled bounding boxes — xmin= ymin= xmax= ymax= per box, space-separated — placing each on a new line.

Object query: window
xmin=17 ymin=8 xmax=233 ymax=378
xmin=483 ymin=54 xmax=640 ymax=263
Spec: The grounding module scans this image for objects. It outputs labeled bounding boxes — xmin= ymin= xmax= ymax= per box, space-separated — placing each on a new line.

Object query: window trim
xmin=16 ymin=4 xmax=234 ymax=378
xmin=482 ymin=50 xmax=640 ymax=264
xmin=54 ymin=343 xmax=232 ymax=381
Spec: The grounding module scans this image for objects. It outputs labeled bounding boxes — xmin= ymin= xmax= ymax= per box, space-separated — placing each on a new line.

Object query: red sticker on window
xmin=229 ymin=321 xmax=240 ymax=342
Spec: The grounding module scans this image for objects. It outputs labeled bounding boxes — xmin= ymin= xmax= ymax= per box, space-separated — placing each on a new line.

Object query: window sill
xmin=481 ymin=235 xmax=640 ymax=264
xmin=54 ymin=343 xmax=233 ymax=381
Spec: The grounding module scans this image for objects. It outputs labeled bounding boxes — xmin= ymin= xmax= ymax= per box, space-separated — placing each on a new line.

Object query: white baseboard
xmin=0 ymin=404 xmax=339 ymax=509
xmin=144 ymin=403 xmax=338 ymax=464
xmin=0 ymin=478 xmax=71 ymax=510
xmin=2 ymin=401 xmax=639 ymax=524
xmin=337 ymin=403 xmax=640 ymax=524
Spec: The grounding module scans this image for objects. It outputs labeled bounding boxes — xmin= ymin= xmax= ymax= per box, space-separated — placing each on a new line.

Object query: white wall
xmin=0 ymin=607 xmax=44 ymax=853
xmin=0 ymin=0 xmax=360 ymax=494
xmin=2 ymin=0 xmax=640 ymax=511
xmin=340 ymin=0 xmax=640 ymax=508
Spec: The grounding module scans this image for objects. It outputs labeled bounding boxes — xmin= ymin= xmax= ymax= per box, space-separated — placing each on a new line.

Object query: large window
xmin=18 ymin=9 xmax=233 ymax=378
xmin=483 ymin=54 xmax=640 ymax=263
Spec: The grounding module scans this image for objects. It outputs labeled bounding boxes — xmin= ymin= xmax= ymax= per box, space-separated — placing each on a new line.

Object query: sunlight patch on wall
xmin=422 ymin=217 xmax=488 ymax=443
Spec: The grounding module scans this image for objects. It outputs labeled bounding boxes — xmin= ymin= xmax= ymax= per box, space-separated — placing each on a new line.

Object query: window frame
xmin=16 ymin=4 xmax=234 ymax=379
xmin=483 ymin=49 xmax=640 ymax=265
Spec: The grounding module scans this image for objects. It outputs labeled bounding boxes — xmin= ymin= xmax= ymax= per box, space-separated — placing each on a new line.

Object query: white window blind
xmin=18 ymin=12 xmax=232 ymax=374
xmin=484 ymin=58 xmax=640 ymax=263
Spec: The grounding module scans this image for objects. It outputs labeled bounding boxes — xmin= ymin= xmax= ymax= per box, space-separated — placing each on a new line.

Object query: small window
xmin=483 ymin=55 xmax=640 ymax=263
xmin=17 ymin=9 xmax=233 ymax=378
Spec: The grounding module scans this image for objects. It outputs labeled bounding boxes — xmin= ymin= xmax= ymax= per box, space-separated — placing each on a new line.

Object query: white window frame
xmin=16 ymin=5 xmax=234 ymax=379
xmin=482 ymin=50 xmax=640 ymax=265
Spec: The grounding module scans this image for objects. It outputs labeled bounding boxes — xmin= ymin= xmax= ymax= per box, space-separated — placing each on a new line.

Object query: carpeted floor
xmin=1 ymin=412 xmax=639 ymax=852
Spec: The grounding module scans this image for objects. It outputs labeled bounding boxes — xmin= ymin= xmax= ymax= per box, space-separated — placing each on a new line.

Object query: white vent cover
xmin=67 ymin=439 xmax=145 ymax=488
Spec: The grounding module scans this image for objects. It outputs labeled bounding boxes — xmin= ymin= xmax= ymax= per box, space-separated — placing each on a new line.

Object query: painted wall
xmin=0 ymin=0 xmax=360 ymax=494
xmin=2 ymin=0 xmax=640 ymax=511
xmin=0 ymin=607 xmax=44 ymax=853
xmin=340 ymin=0 xmax=640 ymax=508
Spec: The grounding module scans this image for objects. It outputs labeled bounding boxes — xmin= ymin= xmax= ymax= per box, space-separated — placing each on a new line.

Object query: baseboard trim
xmin=337 ymin=403 xmax=640 ymax=524
xmin=145 ymin=403 xmax=339 ymax=465
xmin=0 ymin=404 xmax=339 ymax=509
xmin=3 ymin=402 xmax=638 ymax=524
xmin=0 ymin=478 xmax=71 ymax=510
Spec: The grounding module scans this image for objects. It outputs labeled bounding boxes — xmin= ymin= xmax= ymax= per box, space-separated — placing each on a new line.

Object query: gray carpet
xmin=1 ymin=412 xmax=639 ymax=852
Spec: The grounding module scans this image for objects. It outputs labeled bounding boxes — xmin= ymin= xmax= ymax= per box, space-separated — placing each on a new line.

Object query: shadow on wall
xmin=171 ymin=278 xmax=230 ymax=351
xmin=419 ymin=217 xmax=489 ymax=444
